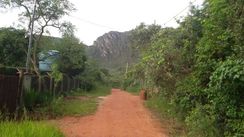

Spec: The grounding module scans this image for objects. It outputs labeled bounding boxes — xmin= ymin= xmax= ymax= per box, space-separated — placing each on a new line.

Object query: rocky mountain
xmin=86 ymin=31 xmax=138 ymax=70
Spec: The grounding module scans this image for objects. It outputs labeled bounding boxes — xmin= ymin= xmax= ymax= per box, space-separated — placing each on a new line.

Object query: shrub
xmin=185 ymin=105 xmax=219 ymax=137
xmin=208 ymin=59 xmax=244 ymax=136
xmin=23 ymin=90 xmax=53 ymax=110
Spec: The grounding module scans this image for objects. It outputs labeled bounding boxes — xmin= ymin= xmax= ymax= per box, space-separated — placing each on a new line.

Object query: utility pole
xmin=25 ymin=0 xmax=37 ymax=73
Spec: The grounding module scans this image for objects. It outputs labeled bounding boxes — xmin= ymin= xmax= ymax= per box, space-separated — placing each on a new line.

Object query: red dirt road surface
xmin=57 ymin=89 xmax=167 ymax=137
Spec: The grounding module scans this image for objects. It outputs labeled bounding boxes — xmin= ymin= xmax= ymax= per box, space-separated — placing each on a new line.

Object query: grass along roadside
xmin=31 ymin=85 xmax=112 ymax=119
xmin=145 ymin=95 xmax=187 ymax=137
xmin=70 ymin=85 xmax=111 ymax=97
xmin=0 ymin=120 xmax=63 ymax=137
xmin=36 ymin=97 xmax=98 ymax=118
xmin=125 ymin=85 xmax=141 ymax=95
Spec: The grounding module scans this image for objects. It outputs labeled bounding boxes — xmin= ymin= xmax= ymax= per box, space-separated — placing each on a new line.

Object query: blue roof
xmin=39 ymin=50 xmax=60 ymax=72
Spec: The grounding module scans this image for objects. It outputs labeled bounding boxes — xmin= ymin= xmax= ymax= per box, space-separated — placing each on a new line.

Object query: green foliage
xmin=23 ymin=90 xmax=53 ymax=111
xmin=39 ymin=29 xmax=110 ymax=91
xmin=185 ymin=105 xmax=219 ymax=137
xmin=38 ymin=36 xmax=63 ymax=53
xmin=0 ymin=0 xmax=75 ymax=73
xmin=145 ymin=94 xmax=186 ymax=136
xmin=130 ymin=23 xmax=161 ymax=49
xmin=70 ymin=85 xmax=111 ymax=98
xmin=50 ymin=63 xmax=63 ymax=96
xmin=40 ymin=96 xmax=97 ymax=117
xmin=196 ymin=0 xmax=244 ymax=86
xmin=0 ymin=27 xmax=27 ymax=67
xmin=37 ymin=85 xmax=110 ymax=118
xmin=125 ymin=84 xmax=141 ymax=95
xmin=78 ymin=61 xmax=111 ymax=91
xmin=175 ymin=75 xmax=205 ymax=118
xmin=0 ymin=121 xmax=64 ymax=137
xmin=57 ymin=35 xmax=87 ymax=77
xmin=193 ymin=0 xmax=244 ymax=136
xmin=51 ymin=64 xmax=63 ymax=82
xmin=127 ymin=1 xmax=244 ymax=136
xmin=208 ymin=59 xmax=244 ymax=136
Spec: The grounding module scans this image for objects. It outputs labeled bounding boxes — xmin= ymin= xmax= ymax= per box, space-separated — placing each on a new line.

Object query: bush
xmin=208 ymin=59 xmax=244 ymax=136
xmin=185 ymin=105 xmax=219 ymax=137
xmin=145 ymin=93 xmax=186 ymax=136
xmin=23 ymin=90 xmax=53 ymax=110
xmin=175 ymin=75 xmax=206 ymax=119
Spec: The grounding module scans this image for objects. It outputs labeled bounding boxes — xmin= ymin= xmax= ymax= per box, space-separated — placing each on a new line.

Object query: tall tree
xmin=130 ymin=23 xmax=161 ymax=50
xmin=0 ymin=0 xmax=75 ymax=71
xmin=0 ymin=0 xmax=75 ymax=91
xmin=0 ymin=27 xmax=27 ymax=66
xmin=56 ymin=24 xmax=87 ymax=77
xmin=195 ymin=0 xmax=244 ymax=135
xmin=57 ymin=36 xmax=87 ymax=77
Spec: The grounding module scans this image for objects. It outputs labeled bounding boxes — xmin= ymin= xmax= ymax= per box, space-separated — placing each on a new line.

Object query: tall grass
xmin=70 ymin=84 xmax=111 ymax=97
xmin=24 ymin=90 xmax=53 ymax=110
xmin=37 ymin=97 xmax=97 ymax=117
xmin=145 ymin=94 xmax=187 ymax=137
xmin=0 ymin=121 xmax=63 ymax=137
xmin=34 ymin=85 xmax=111 ymax=118
xmin=125 ymin=84 xmax=141 ymax=95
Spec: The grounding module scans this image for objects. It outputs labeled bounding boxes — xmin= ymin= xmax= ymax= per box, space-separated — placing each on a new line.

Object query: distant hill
xmin=86 ymin=31 xmax=138 ymax=70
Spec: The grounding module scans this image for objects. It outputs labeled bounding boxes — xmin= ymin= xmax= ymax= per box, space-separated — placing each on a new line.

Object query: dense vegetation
xmin=124 ymin=0 xmax=244 ymax=136
xmin=0 ymin=27 xmax=27 ymax=67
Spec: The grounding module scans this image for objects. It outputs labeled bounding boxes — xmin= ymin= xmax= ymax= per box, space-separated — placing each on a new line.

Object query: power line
xmin=69 ymin=15 xmax=115 ymax=30
xmin=70 ymin=0 xmax=197 ymax=30
xmin=163 ymin=0 xmax=197 ymax=26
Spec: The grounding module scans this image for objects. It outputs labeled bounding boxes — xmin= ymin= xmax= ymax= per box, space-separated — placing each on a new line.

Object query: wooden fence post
xmin=73 ymin=79 xmax=76 ymax=90
xmin=67 ymin=77 xmax=70 ymax=91
xmin=22 ymin=74 xmax=32 ymax=92
xmin=17 ymin=69 xmax=24 ymax=111
xmin=61 ymin=78 xmax=64 ymax=93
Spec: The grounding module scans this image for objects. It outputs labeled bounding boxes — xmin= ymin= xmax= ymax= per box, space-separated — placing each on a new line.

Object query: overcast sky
xmin=0 ymin=0 xmax=203 ymax=45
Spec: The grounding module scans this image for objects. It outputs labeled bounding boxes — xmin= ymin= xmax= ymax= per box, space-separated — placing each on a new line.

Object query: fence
xmin=30 ymin=75 xmax=81 ymax=93
xmin=0 ymin=73 xmax=81 ymax=113
xmin=0 ymin=74 xmax=21 ymax=113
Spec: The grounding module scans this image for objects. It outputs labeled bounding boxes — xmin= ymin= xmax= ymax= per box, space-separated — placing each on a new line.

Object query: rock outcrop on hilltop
xmin=86 ymin=31 xmax=138 ymax=70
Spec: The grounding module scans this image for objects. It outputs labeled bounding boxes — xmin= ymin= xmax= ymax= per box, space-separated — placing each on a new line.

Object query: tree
xmin=194 ymin=0 xmax=244 ymax=135
xmin=56 ymin=32 xmax=87 ymax=77
xmin=178 ymin=5 xmax=204 ymax=71
xmin=0 ymin=0 xmax=75 ymax=91
xmin=130 ymin=23 xmax=161 ymax=50
xmin=0 ymin=0 xmax=74 ymax=69
xmin=0 ymin=27 xmax=27 ymax=66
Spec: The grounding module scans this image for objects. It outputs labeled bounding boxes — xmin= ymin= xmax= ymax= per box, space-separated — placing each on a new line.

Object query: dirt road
xmin=57 ymin=89 xmax=167 ymax=137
